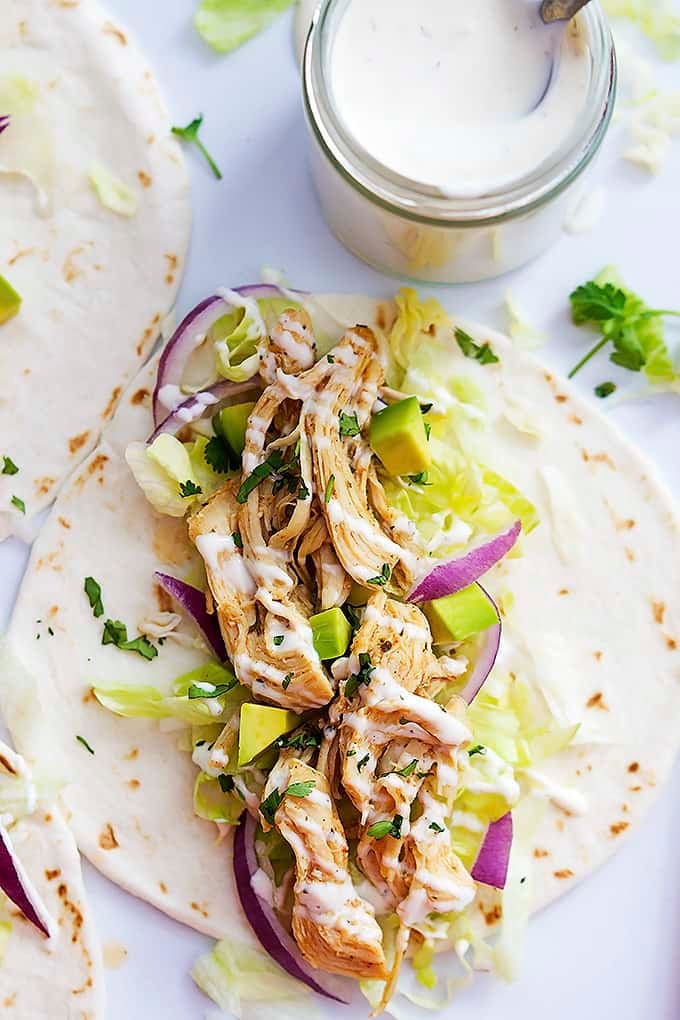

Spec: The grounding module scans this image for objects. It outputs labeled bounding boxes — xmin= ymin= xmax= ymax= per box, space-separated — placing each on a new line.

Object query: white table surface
xmin=1 ymin=2 xmax=680 ymax=1017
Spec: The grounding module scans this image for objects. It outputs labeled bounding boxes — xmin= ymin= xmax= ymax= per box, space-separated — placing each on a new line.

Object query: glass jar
xmin=302 ymin=1 xmax=617 ymax=285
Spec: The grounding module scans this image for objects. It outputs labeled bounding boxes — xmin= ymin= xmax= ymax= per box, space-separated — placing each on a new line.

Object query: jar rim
xmin=303 ymin=0 xmax=617 ymax=228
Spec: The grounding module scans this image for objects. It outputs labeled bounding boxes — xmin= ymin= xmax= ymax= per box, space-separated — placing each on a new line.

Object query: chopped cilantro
xmin=344 ymin=603 xmax=361 ymax=636
xmin=102 ymin=618 xmax=157 ymax=660
xmin=324 ymin=474 xmax=335 ymax=504
xmin=297 ymin=480 xmax=310 ymax=501
xmin=259 ymin=780 xmax=315 ymax=825
xmin=10 ymin=495 xmax=25 ymax=514
xmin=429 ymin=821 xmax=445 ymax=834
xmin=204 ymin=435 xmax=233 ymax=474
xmin=84 ymin=576 xmax=104 ymax=618
xmin=327 ymin=354 xmax=335 ymax=364
xmin=406 ymin=472 xmax=429 ymax=485
xmin=455 ymin=327 xmax=499 ymax=365
xmin=179 ymin=480 xmax=202 ymax=498
xmin=285 ymin=781 xmax=315 ymax=799
xmin=468 ymin=744 xmax=487 ymax=757
xmin=232 ymin=531 xmax=243 ymax=549
xmin=383 ymin=759 xmax=418 ymax=779
xmin=277 ymin=730 xmax=320 ymax=751
xmin=282 ymin=673 xmax=293 ymax=690
xmin=338 ymin=411 xmax=360 ymax=437
xmin=367 ymin=815 xmax=403 ymax=840
xmin=345 ymin=652 xmax=374 ymax=698
xmin=2 ymin=456 xmax=18 ymax=476
xmin=76 ymin=735 xmax=95 ymax=755
xmin=595 ymin=381 xmax=617 ymax=399
xmin=171 ymin=114 xmax=223 ymax=180
xmin=357 ymin=753 xmax=370 ymax=773
xmin=237 ymin=451 xmax=284 ymax=503
xmin=187 ymin=680 xmax=237 ymax=699
xmin=366 ymin=563 xmax=391 ymax=587
xmin=273 ymin=635 xmax=285 ymax=647
xmin=218 ymin=774 xmax=235 ymax=794
xmin=346 ymin=749 xmax=357 ymax=758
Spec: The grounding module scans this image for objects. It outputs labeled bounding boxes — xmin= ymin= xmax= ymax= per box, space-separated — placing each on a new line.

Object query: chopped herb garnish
xmin=218 ymin=774 xmax=235 ymax=794
xmin=455 ymin=327 xmax=499 ymax=365
xmin=595 ymin=381 xmax=617 ymax=399
xmin=357 ymin=754 xmax=370 ymax=773
xmin=179 ymin=480 xmax=202 ymax=498
xmin=338 ymin=411 xmax=361 ymax=437
xmin=366 ymin=563 xmax=391 ymax=587
xmin=382 ymin=759 xmax=418 ymax=779
xmin=76 ymin=735 xmax=95 ymax=755
xmin=344 ymin=603 xmax=361 ymax=636
xmin=416 ymin=769 xmax=434 ymax=779
xmin=102 ymin=619 xmax=158 ymax=660
xmin=195 ymin=740 xmax=206 ymax=747
xmin=273 ymin=635 xmax=285 ymax=647
xmin=420 ymin=402 xmax=433 ymax=414
xmin=277 ymin=730 xmax=321 ymax=751
xmin=424 ymin=422 xmax=432 ymax=441
xmin=297 ymin=480 xmax=310 ymax=501
xmin=84 ymin=576 xmax=104 ymax=618
xmin=429 ymin=821 xmax=445 ymax=834
xmin=406 ymin=472 xmax=429 ymax=486
xmin=282 ymin=673 xmax=293 ymax=690
xmin=345 ymin=652 xmax=374 ymax=698
xmin=2 ymin=456 xmax=18 ymax=476
xmin=204 ymin=435 xmax=233 ymax=474
xmin=259 ymin=780 xmax=315 ymax=825
xmin=232 ymin=531 xmax=243 ymax=549
xmin=171 ymin=114 xmax=223 ymax=180
xmin=468 ymin=744 xmax=487 ymax=757
xmin=327 ymin=354 xmax=335 ymax=364
xmin=346 ymin=749 xmax=357 ymax=758
xmin=187 ymin=680 xmax=237 ymax=699
xmin=367 ymin=815 xmax=403 ymax=840
xmin=47 ymin=626 xmax=54 ymax=636
xmin=324 ymin=474 xmax=335 ymax=504
xmin=237 ymin=451 xmax=284 ymax=503
xmin=10 ymin=495 xmax=25 ymax=514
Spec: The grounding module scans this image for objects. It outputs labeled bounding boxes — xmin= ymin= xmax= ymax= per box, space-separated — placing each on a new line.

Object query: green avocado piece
xmin=238 ymin=703 xmax=300 ymax=766
xmin=0 ymin=275 xmax=21 ymax=325
xmin=369 ymin=396 xmax=431 ymax=477
xmin=214 ymin=401 xmax=257 ymax=457
xmin=424 ymin=585 xmax=498 ymax=644
xmin=310 ymin=607 xmax=352 ymax=661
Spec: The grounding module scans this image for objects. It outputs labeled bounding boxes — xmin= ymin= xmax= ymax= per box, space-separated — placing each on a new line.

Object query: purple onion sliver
xmin=471 ymin=812 xmax=513 ymax=890
xmin=234 ymin=813 xmax=352 ymax=1004
xmin=0 ymin=115 xmax=10 ymax=136
xmin=459 ymin=585 xmax=501 ymax=705
xmin=154 ymin=572 xmax=226 ymax=661
xmin=408 ymin=520 xmax=522 ymax=604
xmin=149 ymin=378 xmax=260 ymax=442
xmin=0 ymin=825 xmax=54 ymax=937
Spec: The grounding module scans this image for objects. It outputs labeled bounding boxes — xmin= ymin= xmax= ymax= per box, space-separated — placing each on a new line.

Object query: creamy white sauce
xmin=217 ymin=288 xmax=267 ymax=341
xmin=251 ymin=867 xmax=275 ymax=907
xmin=272 ymin=314 xmax=315 ymax=369
xmin=363 ymin=603 xmax=430 ymax=644
xmin=523 ymin=767 xmax=589 ymax=816
xmin=157 ymin=383 xmax=186 ymax=412
xmin=196 ymin=533 xmax=256 ymax=596
xmin=451 ymin=809 xmax=485 ymax=833
xmin=327 ymin=498 xmax=419 ymax=571
xmin=295 ymin=875 xmax=380 ymax=942
xmin=331 ymin=0 xmax=592 ymax=197
xmin=462 ymin=747 xmax=520 ymax=804
xmin=364 ymin=667 xmax=472 ymax=746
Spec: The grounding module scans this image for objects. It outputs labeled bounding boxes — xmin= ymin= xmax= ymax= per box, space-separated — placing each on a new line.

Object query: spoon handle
xmin=540 ymin=0 xmax=592 ymax=23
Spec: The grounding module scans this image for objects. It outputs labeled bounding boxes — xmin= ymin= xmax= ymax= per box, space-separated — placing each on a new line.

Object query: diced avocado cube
xmin=310 ymin=607 xmax=352 ymax=661
xmin=369 ymin=396 xmax=431 ymax=477
xmin=424 ymin=585 xmax=498 ymax=644
xmin=238 ymin=703 xmax=300 ymax=766
xmin=214 ymin=402 xmax=257 ymax=457
xmin=348 ymin=581 xmax=371 ymax=607
xmin=0 ymin=275 xmax=21 ymax=325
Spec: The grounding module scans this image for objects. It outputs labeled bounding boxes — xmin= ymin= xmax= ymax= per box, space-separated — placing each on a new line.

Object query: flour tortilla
xmin=0 ymin=0 xmax=190 ymax=539
xmin=2 ymin=293 xmax=680 ymax=940
xmin=0 ymin=742 xmax=104 ymax=1019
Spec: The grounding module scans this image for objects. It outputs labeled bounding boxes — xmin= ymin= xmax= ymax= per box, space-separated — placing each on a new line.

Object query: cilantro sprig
xmin=345 ymin=652 xmax=374 ymax=698
xmin=367 ymin=814 xmax=403 ymax=840
xmin=237 ymin=451 xmax=284 ymax=503
xmin=455 ymin=327 xmax=499 ymax=365
xmin=171 ymin=115 xmax=223 ymax=180
xmin=568 ymin=273 xmax=680 ymax=382
xmin=2 ymin=456 xmax=18 ymax=476
xmin=259 ymin=780 xmax=315 ymax=825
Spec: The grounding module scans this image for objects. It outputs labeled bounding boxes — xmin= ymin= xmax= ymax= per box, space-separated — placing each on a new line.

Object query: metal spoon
xmin=540 ymin=0 xmax=592 ymax=23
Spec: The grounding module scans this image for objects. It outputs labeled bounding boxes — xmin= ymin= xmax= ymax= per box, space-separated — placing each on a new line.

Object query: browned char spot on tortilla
xmin=555 ymin=394 xmax=568 ymax=404
xmin=586 ymin=691 xmax=608 ymax=710
xmin=568 ymin=414 xmax=583 ymax=425
xmin=35 ymin=476 xmax=56 ymax=496
xmin=82 ymin=687 xmax=96 ymax=705
xmin=533 ymin=848 xmax=550 ymax=859
xmin=3 ymin=993 xmax=16 ymax=1007
xmin=45 ymin=868 xmax=61 ymax=881
xmin=138 ymin=171 xmax=152 ymax=188
xmin=481 ymin=903 xmax=502 ymax=925
xmin=191 ymin=901 xmax=209 ymax=919
xmin=103 ymin=20 xmax=127 ymax=44
xmin=128 ymin=779 xmax=141 ymax=790
xmin=553 ymin=869 xmax=574 ymax=880
xmin=68 ymin=430 xmax=91 ymax=455
xmin=124 ymin=747 xmax=139 ymax=761
xmin=629 ymin=785 xmax=643 ymax=792
xmin=593 ymin=651 xmax=603 ymax=662
xmin=8 ymin=247 xmax=35 ymax=265
xmin=58 ymin=516 xmax=71 ymax=529
xmin=581 ymin=449 xmax=616 ymax=470
xmin=652 ymin=601 xmax=666 ymax=624
xmin=0 ymin=754 xmax=17 ymax=775
xmin=628 ymin=762 xmax=640 ymax=773
xmin=136 ymin=314 xmax=162 ymax=356
xmin=558 ymin=588 xmax=569 ymax=596
xmin=57 ymin=882 xmax=84 ymax=944
xmin=102 ymin=387 xmax=122 ymax=420
xmin=665 ymin=636 xmax=678 ymax=651
xmin=36 ymin=548 xmax=63 ymax=572
xmin=164 ymin=253 xmax=178 ymax=286
xmin=44 ymin=813 xmax=52 ymax=823
xmin=75 ymin=454 xmax=109 ymax=490
xmin=99 ymin=824 xmax=119 ymax=850
xmin=159 ymin=881 xmax=168 ymax=894
xmin=624 ymin=546 xmax=635 ymax=562
xmin=610 ymin=821 xmax=629 ymax=837
xmin=131 ymin=387 xmax=150 ymax=406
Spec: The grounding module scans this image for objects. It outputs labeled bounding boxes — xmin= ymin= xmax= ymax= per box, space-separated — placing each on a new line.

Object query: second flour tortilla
xmin=2 ymin=294 xmax=679 ymax=940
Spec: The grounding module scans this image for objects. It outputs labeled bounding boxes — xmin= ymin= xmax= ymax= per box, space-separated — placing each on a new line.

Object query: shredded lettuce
xmin=603 ymin=0 xmax=680 ymax=60
xmin=191 ymin=938 xmax=322 ymax=1018
xmin=195 ymin=0 xmax=296 ymax=54
xmin=125 ymin=436 xmax=202 ymax=517
xmin=94 ymin=663 xmax=243 ymax=725
xmin=88 ymin=162 xmax=138 ymax=217
xmin=193 ymin=772 xmax=245 ymax=824
xmin=387 ymin=289 xmax=453 ymax=388
xmin=213 ymin=294 xmax=303 ymax=382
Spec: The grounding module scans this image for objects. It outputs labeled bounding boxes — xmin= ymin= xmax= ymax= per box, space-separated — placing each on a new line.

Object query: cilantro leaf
xmin=102 ymin=618 xmax=157 ymax=660
xmin=455 ymin=327 xmax=499 ymax=365
xmin=285 ymin=781 xmax=315 ymax=799
xmin=218 ymin=774 xmax=235 ymax=793
xmin=382 ymin=759 xmax=418 ymax=779
xmin=357 ymin=753 xmax=371 ymax=773
xmin=345 ymin=653 xmax=374 ymax=698
xmin=429 ymin=821 xmax=445 ymax=834
xmin=570 ymin=281 xmax=627 ymax=324
xmin=76 ymin=735 xmax=95 ymax=755
xmin=339 ymin=412 xmax=361 ymax=437
xmin=2 ymin=456 xmax=18 ymax=476
xmin=273 ymin=635 xmax=285 ymax=646
xmin=10 ymin=495 xmax=25 ymax=514
xmin=232 ymin=531 xmax=243 ymax=549
xmin=204 ymin=435 xmax=233 ymax=474
xmin=595 ymin=382 xmax=616 ymax=399
xmin=276 ymin=730 xmax=320 ymax=751
xmin=282 ymin=673 xmax=293 ymax=690
xmin=179 ymin=480 xmax=202 ymax=498
xmin=324 ymin=474 xmax=335 ymax=504
xmin=259 ymin=780 xmax=315 ymax=825
xmin=171 ymin=115 xmax=223 ymax=180
xmin=367 ymin=815 xmax=403 ymax=840
xmin=468 ymin=744 xmax=487 ymax=757
xmin=237 ymin=451 xmax=284 ymax=503
xmin=366 ymin=563 xmax=391 ymax=587
xmin=187 ymin=679 xmax=237 ymax=699
xmin=84 ymin=576 xmax=104 ymax=618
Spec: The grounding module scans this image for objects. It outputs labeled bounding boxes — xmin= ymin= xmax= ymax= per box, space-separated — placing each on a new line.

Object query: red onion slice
xmin=149 ymin=379 xmax=260 ymax=442
xmin=408 ymin=520 xmax=522 ymax=604
xmin=471 ymin=812 xmax=513 ymax=890
xmin=155 ymin=572 xmax=226 ymax=661
xmin=0 ymin=115 xmax=10 ymax=135
xmin=152 ymin=285 xmax=308 ymax=426
xmin=459 ymin=585 xmax=501 ymax=705
xmin=0 ymin=823 xmax=54 ymax=937
xmin=233 ymin=813 xmax=352 ymax=1004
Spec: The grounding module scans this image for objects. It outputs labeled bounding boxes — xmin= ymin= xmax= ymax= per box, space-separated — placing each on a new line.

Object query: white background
xmin=1 ymin=2 xmax=680 ymax=1017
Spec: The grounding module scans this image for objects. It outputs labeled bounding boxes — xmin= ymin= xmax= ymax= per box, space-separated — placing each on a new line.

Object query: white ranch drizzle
xmin=523 ymin=767 xmax=589 ymax=816
xmin=195 ymin=533 xmax=256 ymax=596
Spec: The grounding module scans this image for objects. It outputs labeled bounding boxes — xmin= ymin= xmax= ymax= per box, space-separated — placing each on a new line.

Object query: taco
xmin=0 ymin=739 xmax=104 ymax=1018
xmin=2 ymin=285 xmax=679 ymax=1015
xmin=0 ymin=0 xmax=190 ymax=539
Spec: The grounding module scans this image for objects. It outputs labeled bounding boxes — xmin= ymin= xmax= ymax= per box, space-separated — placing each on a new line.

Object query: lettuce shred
xmin=603 ymin=0 xmax=680 ymax=60
xmin=194 ymin=0 xmax=296 ymax=55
